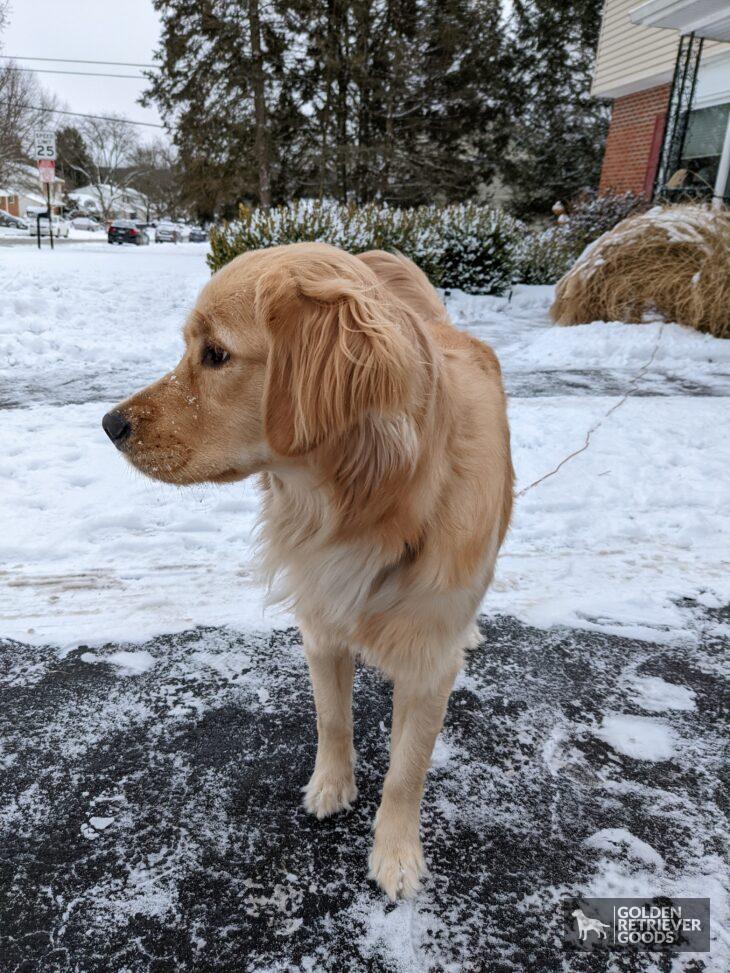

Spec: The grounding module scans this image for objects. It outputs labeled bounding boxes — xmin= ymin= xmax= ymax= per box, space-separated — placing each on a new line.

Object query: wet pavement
xmin=2 ymin=364 xmax=730 ymax=410
xmin=1 ymin=608 xmax=726 ymax=972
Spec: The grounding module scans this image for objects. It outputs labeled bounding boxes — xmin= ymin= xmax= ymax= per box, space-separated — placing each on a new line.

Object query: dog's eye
xmin=202 ymin=345 xmax=230 ymax=368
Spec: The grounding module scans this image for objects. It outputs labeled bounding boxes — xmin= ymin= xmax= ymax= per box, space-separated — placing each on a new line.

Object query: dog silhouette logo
xmin=572 ymin=908 xmax=611 ymax=941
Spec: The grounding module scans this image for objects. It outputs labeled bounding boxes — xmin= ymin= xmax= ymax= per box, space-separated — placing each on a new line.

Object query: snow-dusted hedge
xmin=208 ymin=199 xmax=526 ymax=295
xmin=208 ymin=193 xmax=654 ymax=292
xmin=517 ymin=229 xmax=577 ymax=286
xmin=519 ymin=191 xmax=651 ymax=285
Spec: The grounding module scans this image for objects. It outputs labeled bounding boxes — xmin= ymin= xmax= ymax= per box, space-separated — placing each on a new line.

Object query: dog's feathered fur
xmin=106 ymin=242 xmax=513 ymax=899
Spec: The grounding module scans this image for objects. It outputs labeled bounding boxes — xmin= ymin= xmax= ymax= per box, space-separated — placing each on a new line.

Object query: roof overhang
xmin=592 ymin=67 xmax=676 ymax=100
xmin=631 ymin=0 xmax=730 ymax=41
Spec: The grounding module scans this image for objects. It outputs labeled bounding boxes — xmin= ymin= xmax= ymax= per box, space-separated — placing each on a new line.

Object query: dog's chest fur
xmin=258 ymin=471 xmax=389 ymax=637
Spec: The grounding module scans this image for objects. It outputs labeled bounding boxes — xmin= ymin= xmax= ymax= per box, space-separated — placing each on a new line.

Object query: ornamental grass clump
xmin=550 ymin=205 xmax=730 ymax=339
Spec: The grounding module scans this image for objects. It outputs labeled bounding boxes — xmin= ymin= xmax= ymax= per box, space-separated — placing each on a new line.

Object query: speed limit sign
xmin=35 ymin=130 xmax=56 ymax=160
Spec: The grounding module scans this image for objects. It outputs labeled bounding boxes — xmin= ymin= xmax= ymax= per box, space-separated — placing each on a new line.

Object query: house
xmin=0 ymin=165 xmax=65 ymax=218
xmin=593 ymin=0 xmax=730 ymax=205
xmin=67 ymin=184 xmax=150 ymax=221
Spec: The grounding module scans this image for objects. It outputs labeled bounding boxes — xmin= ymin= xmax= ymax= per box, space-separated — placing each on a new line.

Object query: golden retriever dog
xmin=102 ymin=242 xmax=513 ymax=899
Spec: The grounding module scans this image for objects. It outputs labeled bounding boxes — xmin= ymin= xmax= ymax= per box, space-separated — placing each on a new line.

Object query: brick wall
xmin=599 ymin=83 xmax=671 ymax=196
xmin=0 ymin=195 xmax=20 ymax=216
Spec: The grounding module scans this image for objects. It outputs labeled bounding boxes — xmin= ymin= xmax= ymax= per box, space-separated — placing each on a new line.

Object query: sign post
xmin=43 ymin=178 xmax=54 ymax=251
xmin=35 ymin=131 xmax=56 ymax=251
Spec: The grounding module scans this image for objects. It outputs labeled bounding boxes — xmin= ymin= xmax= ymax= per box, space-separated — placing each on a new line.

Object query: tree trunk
xmin=320 ymin=1 xmax=335 ymax=200
xmin=329 ymin=0 xmax=348 ymax=202
xmin=354 ymin=0 xmax=372 ymax=202
xmin=248 ymin=0 xmax=271 ymax=208
xmin=336 ymin=37 xmax=348 ymax=201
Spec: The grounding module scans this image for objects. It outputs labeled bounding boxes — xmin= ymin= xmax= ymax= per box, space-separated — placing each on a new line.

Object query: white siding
xmin=593 ymin=0 xmax=680 ymax=97
xmin=592 ymin=0 xmax=730 ymax=99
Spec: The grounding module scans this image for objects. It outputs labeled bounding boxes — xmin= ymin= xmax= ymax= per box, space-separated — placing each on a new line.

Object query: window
xmin=677 ymin=103 xmax=730 ymax=200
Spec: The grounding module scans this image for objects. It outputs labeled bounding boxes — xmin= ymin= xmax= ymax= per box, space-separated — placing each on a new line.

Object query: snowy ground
xmin=1 ymin=243 xmax=728 ymax=646
xmin=1 ymin=243 xmax=728 ymax=972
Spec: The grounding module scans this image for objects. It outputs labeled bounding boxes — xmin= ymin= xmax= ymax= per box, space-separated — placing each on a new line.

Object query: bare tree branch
xmin=0 ymin=61 xmax=61 ymax=187
xmin=75 ymin=114 xmax=141 ymax=220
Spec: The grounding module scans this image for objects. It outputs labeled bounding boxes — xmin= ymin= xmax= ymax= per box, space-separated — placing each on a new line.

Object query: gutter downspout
xmin=713 ymin=111 xmax=730 ymax=209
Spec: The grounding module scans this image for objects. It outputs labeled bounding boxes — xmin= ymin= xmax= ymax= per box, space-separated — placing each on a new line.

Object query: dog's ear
xmin=255 ymin=252 xmax=414 ymax=457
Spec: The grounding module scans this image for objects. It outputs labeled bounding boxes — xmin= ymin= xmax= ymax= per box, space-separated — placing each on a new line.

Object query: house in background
xmin=0 ymin=165 xmax=65 ymax=218
xmin=67 ymin=184 xmax=149 ymax=221
xmin=593 ymin=0 xmax=730 ymax=205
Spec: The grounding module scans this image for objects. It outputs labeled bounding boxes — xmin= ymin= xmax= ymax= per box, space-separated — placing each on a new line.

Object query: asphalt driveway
xmin=1 ymin=608 xmax=726 ymax=973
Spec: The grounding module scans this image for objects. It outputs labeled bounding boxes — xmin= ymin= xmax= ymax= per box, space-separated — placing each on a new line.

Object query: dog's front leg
xmin=369 ymin=661 xmax=459 ymax=900
xmin=301 ymin=630 xmax=357 ymax=819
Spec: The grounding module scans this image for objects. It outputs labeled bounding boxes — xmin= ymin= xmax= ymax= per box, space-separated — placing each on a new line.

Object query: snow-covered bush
xmin=561 ymin=189 xmax=650 ymax=251
xmin=551 ymin=204 xmax=730 ymax=338
xmin=517 ymin=228 xmax=577 ymax=285
xmin=208 ymin=199 xmax=525 ymax=295
xmin=436 ymin=203 xmax=525 ymax=294
xmin=518 ymin=191 xmax=651 ymax=285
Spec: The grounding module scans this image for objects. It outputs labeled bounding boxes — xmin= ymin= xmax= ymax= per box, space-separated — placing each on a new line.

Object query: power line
xmin=0 ymin=55 xmax=158 ymax=69
xmin=10 ymin=104 xmax=165 ymax=129
xmin=4 ymin=66 xmax=145 ymax=80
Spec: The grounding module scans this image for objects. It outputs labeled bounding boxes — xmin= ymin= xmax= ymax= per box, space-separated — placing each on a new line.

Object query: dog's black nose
xmin=102 ymin=409 xmax=131 ymax=446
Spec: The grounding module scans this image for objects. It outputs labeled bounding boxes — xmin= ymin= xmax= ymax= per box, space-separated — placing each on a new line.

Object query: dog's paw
xmin=368 ymin=826 xmax=425 ymax=901
xmin=302 ymin=769 xmax=357 ymax=819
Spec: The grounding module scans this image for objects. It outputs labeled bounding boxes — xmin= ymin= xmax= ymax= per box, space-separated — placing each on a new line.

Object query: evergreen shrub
xmin=208 ymin=199 xmax=526 ymax=295
xmin=208 ymin=193 xmax=651 ymax=291
xmin=518 ymin=191 xmax=651 ymax=284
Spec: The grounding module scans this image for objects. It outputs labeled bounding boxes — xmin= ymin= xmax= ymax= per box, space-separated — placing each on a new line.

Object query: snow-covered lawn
xmin=1 ymin=242 xmax=728 ymax=647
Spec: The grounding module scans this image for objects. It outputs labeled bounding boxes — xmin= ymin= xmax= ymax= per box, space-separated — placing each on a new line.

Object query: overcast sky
xmin=2 ymin=0 xmax=163 ymax=131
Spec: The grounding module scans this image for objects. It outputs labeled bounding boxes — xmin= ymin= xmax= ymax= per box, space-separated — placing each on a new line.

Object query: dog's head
xmin=102 ymin=242 xmax=417 ymax=484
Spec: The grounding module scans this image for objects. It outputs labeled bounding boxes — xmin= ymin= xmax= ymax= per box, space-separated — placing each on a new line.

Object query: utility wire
xmin=4 ymin=66 xmax=145 ymax=79
xmin=8 ymin=104 xmax=165 ymax=129
xmin=0 ymin=55 xmax=158 ymax=69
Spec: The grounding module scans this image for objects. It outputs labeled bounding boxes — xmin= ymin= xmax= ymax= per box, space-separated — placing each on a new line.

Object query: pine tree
xmin=282 ymin=0 xmax=508 ymax=205
xmin=403 ymin=0 xmax=510 ymax=203
xmin=144 ymin=0 xmax=510 ymax=213
xmin=144 ymin=0 xmax=294 ymax=213
xmin=500 ymin=0 xmax=608 ymax=217
xmin=56 ymin=127 xmax=94 ymax=191
xmin=143 ymin=0 xmax=612 ymax=218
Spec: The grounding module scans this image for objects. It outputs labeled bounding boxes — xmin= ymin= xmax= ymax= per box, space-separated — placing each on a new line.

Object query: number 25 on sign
xmin=35 ymin=131 xmax=56 ymax=160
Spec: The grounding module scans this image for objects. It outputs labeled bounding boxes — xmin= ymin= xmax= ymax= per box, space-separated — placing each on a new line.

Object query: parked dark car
xmin=189 ymin=226 xmax=208 ymax=242
xmin=108 ymin=220 xmax=150 ymax=246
